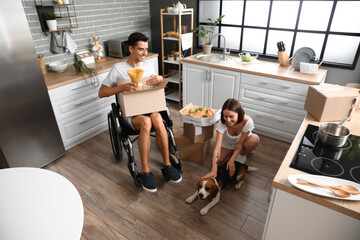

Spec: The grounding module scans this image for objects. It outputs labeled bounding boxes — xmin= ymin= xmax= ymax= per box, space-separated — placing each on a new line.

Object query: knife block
xmin=278 ymin=51 xmax=290 ymax=67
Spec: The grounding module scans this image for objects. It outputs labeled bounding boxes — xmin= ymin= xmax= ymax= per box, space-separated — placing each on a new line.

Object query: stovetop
xmin=290 ymin=124 xmax=360 ymax=183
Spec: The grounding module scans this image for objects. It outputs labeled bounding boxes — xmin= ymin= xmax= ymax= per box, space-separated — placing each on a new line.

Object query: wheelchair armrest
xmin=111 ymin=103 xmax=119 ymax=118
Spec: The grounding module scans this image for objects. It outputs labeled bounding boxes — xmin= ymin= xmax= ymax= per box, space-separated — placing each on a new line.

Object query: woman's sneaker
xmin=139 ymin=172 xmax=157 ymax=192
xmin=162 ymin=165 xmax=182 ymax=183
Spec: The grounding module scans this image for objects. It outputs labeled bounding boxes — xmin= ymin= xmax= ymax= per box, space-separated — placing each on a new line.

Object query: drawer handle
xmin=259 ymin=81 xmax=290 ymax=89
xmin=74 ymin=96 xmax=98 ymax=106
xmin=72 ymin=84 xmax=90 ymax=91
xmin=255 ymin=114 xmax=285 ymax=123
xmin=79 ymin=113 xmax=102 ymax=125
xmin=257 ymin=97 xmax=287 ymax=105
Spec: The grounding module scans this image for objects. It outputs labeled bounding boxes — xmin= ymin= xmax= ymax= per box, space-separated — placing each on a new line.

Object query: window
xmin=196 ymin=0 xmax=360 ymax=69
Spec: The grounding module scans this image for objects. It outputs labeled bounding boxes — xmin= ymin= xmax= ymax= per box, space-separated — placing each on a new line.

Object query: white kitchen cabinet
xmin=48 ymin=58 xmax=158 ymax=150
xmin=48 ymin=73 xmax=112 ymax=150
xmin=263 ymin=189 xmax=360 ymax=240
xmin=183 ymin=62 xmax=240 ymax=110
xmin=239 ymin=73 xmax=308 ymax=142
xmin=183 ymin=62 xmax=313 ymax=143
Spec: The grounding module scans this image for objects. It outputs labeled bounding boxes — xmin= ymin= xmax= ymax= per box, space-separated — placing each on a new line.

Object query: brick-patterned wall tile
xmin=21 ymin=0 xmax=152 ymax=66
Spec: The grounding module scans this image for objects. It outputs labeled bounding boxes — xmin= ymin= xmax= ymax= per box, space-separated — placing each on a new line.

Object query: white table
xmin=0 ymin=167 xmax=84 ymax=240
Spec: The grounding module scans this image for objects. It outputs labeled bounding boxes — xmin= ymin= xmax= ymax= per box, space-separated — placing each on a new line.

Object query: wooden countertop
xmin=272 ymin=87 xmax=360 ymax=220
xmin=182 ymin=53 xmax=327 ymax=85
xmin=44 ymin=53 xmax=158 ymax=90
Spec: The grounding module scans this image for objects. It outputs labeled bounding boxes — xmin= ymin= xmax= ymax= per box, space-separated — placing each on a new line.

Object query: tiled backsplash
xmin=22 ymin=0 xmax=152 ymax=65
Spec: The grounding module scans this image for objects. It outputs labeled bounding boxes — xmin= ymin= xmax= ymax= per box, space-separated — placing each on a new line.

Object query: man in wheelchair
xmin=98 ymin=32 xmax=182 ymax=192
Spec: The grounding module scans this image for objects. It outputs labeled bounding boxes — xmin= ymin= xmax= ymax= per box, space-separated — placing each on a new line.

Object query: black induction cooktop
xmin=290 ymin=124 xmax=360 ymax=183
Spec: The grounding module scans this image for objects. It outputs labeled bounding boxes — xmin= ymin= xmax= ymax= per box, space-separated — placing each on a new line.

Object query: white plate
xmin=295 ymin=47 xmax=316 ymax=59
xmin=288 ymin=174 xmax=360 ymax=201
xmin=291 ymin=52 xmax=311 ymax=71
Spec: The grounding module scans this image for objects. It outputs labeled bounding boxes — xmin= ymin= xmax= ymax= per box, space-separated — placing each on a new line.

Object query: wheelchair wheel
xmin=107 ymin=112 xmax=123 ymax=161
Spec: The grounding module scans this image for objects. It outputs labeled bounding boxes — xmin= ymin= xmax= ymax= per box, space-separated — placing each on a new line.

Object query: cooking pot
xmin=317 ymin=118 xmax=350 ymax=147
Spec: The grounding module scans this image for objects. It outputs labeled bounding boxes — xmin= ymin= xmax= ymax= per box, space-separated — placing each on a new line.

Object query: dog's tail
xmin=247 ymin=166 xmax=258 ymax=172
xmin=243 ymin=164 xmax=258 ymax=172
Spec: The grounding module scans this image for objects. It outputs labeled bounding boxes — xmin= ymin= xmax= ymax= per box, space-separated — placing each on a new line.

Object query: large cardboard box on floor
xmin=117 ymin=78 xmax=169 ymax=117
xmin=174 ymin=130 xmax=211 ymax=163
xmin=179 ymin=103 xmax=221 ymax=126
xmin=304 ymin=84 xmax=358 ymax=122
xmin=184 ymin=123 xmax=214 ymax=144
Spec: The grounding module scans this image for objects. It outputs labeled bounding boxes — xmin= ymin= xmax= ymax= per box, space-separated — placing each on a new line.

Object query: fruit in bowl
xmin=238 ymin=52 xmax=259 ymax=62
xmin=48 ymin=61 xmax=68 ymax=72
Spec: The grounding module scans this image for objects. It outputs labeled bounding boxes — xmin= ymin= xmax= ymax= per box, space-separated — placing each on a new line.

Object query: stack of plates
xmin=291 ymin=47 xmax=315 ymax=71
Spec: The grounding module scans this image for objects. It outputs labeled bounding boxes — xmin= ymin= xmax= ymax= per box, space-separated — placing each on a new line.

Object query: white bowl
xmin=48 ymin=61 xmax=68 ymax=72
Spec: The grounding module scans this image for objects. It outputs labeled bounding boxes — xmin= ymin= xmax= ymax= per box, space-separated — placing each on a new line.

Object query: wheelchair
xmin=107 ymin=95 xmax=182 ymax=187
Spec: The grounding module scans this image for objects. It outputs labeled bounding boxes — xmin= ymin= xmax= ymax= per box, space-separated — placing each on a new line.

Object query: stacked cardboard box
xmin=175 ymin=103 xmax=220 ymax=163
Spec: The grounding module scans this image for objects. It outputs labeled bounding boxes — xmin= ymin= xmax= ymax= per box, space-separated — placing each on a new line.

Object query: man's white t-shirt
xmin=102 ymin=60 xmax=156 ymax=87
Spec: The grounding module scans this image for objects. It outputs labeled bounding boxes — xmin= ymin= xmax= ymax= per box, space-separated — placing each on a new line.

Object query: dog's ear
xmin=197 ymin=178 xmax=205 ymax=190
xmin=209 ymin=180 xmax=219 ymax=198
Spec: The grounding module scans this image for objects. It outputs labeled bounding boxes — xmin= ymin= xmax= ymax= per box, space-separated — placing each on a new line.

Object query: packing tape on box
xmin=300 ymin=62 xmax=318 ymax=74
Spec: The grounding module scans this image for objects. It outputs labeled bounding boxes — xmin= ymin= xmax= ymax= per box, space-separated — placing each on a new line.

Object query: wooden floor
xmin=44 ymin=102 xmax=290 ymax=240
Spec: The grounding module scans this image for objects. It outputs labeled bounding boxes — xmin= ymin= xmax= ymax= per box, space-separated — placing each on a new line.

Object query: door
xmin=209 ymin=68 xmax=240 ymax=110
xmin=182 ymin=63 xmax=209 ymax=107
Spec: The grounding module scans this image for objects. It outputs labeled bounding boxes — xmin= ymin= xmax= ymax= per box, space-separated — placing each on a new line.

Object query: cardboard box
xmin=179 ymin=103 xmax=221 ymax=126
xmin=184 ymin=123 xmax=214 ymax=144
xmin=304 ymin=84 xmax=358 ymax=122
xmin=117 ymin=78 xmax=169 ymax=117
xmin=174 ymin=130 xmax=211 ymax=163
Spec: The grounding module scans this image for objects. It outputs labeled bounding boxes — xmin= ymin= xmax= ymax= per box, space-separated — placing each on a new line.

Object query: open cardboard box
xmin=304 ymin=84 xmax=359 ymax=122
xmin=179 ymin=103 xmax=221 ymax=127
xmin=183 ymin=123 xmax=214 ymax=144
xmin=117 ymin=77 xmax=169 ymax=117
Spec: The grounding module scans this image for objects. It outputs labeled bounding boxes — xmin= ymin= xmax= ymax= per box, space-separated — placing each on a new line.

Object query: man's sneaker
xmin=139 ymin=172 xmax=157 ymax=192
xmin=162 ymin=165 xmax=182 ymax=183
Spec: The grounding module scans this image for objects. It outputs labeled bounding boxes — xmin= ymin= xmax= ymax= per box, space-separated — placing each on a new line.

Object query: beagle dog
xmin=185 ymin=162 xmax=257 ymax=215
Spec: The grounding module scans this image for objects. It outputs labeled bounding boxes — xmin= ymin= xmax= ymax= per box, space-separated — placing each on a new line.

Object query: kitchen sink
xmin=195 ymin=54 xmax=232 ymax=63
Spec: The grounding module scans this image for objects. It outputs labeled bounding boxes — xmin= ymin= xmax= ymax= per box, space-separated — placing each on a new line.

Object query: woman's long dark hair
xmin=220 ymin=98 xmax=245 ymax=124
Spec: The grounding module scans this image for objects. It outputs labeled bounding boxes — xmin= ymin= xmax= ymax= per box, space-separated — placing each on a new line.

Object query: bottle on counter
xmin=38 ymin=54 xmax=47 ymax=75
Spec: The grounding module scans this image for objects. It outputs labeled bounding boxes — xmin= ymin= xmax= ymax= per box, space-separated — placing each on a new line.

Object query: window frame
xmin=195 ymin=0 xmax=360 ymax=70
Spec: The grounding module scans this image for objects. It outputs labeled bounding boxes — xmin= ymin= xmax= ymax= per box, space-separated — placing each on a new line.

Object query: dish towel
xmin=50 ymin=33 xmax=61 ymax=54
xmin=181 ymin=33 xmax=192 ymax=51
xmin=61 ymin=32 xmax=77 ymax=54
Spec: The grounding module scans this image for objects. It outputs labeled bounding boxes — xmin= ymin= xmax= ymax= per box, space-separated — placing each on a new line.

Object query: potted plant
xmin=191 ymin=15 xmax=225 ymax=54
xmin=44 ymin=11 xmax=57 ymax=31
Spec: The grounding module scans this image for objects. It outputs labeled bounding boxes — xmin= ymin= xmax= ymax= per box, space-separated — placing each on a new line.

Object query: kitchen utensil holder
xmin=278 ymin=51 xmax=290 ymax=67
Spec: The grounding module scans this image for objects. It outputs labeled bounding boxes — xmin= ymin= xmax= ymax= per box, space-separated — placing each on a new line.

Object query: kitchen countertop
xmin=272 ymin=87 xmax=360 ymax=220
xmin=182 ymin=53 xmax=327 ymax=85
xmin=44 ymin=53 xmax=158 ymax=90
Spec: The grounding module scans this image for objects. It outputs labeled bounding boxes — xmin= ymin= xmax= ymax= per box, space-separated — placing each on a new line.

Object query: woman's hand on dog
xmin=202 ymin=169 xmax=217 ymax=179
xmin=226 ymin=160 xmax=236 ymax=177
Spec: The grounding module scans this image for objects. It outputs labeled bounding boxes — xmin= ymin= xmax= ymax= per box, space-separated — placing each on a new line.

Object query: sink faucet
xmin=211 ymin=33 xmax=230 ymax=59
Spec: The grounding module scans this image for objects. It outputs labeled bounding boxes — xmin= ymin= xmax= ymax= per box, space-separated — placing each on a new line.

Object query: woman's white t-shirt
xmin=216 ymin=117 xmax=255 ymax=163
xmin=216 ymin=117 xmax=255 ymax=150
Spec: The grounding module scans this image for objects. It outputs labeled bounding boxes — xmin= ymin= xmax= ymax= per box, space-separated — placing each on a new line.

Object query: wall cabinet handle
xmin=79 ymin=113 xmax=102 ymax=124
xmin=74 ymin=96 xmax=98 ymax=106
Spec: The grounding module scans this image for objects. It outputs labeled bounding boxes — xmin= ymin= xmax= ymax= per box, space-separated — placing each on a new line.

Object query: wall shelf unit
xmin=160 ymin=8 xmax=193 ymax=106
xmin=34 ymin=1 xmax=78 ymax=36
